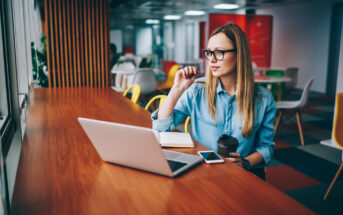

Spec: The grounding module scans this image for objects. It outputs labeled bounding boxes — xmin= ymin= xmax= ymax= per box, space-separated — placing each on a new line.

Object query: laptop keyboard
xmin=167 ymin=160 xmax=187 ymax=172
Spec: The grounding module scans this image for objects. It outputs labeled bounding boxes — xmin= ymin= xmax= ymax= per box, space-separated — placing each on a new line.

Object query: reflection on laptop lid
xmin=78 ymin=117 xmax=203 ymax=177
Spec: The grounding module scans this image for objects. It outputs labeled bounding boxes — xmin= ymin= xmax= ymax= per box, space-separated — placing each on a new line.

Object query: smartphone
xmin=198 ymin=151 xmax=224 ymax=164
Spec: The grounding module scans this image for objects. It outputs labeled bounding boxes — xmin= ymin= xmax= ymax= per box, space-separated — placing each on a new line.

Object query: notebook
xmin=78 ymin=117 xmax=203 ymax=177
xmin=158 ymin=132 xmax=194 ymax=147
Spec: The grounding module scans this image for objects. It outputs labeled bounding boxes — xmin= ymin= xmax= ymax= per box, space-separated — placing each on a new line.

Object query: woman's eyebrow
xmin=206 ymin=47 xmax=230 ymax=50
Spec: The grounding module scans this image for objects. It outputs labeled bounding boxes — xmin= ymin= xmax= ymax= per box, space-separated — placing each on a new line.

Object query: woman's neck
xmin=220 ymin=73 xmax=236 ymax=96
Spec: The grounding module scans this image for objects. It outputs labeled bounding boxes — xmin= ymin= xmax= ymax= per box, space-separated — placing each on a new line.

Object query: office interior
xmin=0 ymin=0 xmax=343 ymax=214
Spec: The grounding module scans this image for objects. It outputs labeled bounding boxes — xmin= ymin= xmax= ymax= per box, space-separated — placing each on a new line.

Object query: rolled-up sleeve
xmin=151 ymin=86 xmax=193 ymax=132
xmin=151 ymin=110 xmax=175 ymax=131
xmin=255 ymin=94 xmax=276 ymax=165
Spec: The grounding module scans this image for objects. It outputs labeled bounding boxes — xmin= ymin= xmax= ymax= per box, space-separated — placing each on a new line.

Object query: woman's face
xmin=207 ymin=32 xmax=237 ymax=78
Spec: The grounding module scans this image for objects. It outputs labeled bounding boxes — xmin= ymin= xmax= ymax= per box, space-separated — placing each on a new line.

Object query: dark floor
xmin=138 ymin=89 xmax=342 ymax=215
xmin=266 ymin=89 xmax=342 ymax=215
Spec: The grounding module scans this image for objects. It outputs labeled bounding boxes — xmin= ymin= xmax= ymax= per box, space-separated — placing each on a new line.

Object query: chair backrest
xmin=132 ymin=68 xmax=157 ymax=95
xmin=165 ymin=61 xmax=177 ymax=76
xmin=113 ymin=61 xmax=136 ymax=92
xmin=166 ymin=64 xmax=179 ymax=83
xmin=333 ymin=92 xmax=343 ymax=149
xmin=158 ymin=64 xmax=179 ymax=89
xmin=123 ymin=84 xmax=141 ymax=104
xmin=297 ymin=77 xmax=314 ymax=109
xmin=144 ymin=95 xmax=167 ymax=111
xmin=185 ymin=117 xmax=191 ymax=133
xmin=284 ymin=67 xmax=298 ymax=89
xmin=265 ymin=70 xmax=284 ymax=77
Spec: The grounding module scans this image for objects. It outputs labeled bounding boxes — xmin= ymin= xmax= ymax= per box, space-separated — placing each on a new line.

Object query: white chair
xmin=112 ymin=61 xmax=136 ymax=92
xmin=274 ymin=77 xmax=314 ymax=146
xmin=132 ymin=68 xmax=157 ymax=95
xmin=112 ymin=68 xmax=157 ymax=95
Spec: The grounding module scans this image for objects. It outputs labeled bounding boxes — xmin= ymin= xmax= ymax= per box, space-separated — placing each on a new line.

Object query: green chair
xmin=265 ymin=70 xmax=285 ymax=101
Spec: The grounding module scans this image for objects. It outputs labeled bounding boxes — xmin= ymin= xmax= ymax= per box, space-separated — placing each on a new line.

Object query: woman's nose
xmin=210 ymin=54 xmax=217 ymax=63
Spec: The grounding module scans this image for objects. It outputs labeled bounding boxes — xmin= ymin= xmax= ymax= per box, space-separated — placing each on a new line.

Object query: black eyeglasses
xmin=203 ymin=49 xmax=236 ymax=61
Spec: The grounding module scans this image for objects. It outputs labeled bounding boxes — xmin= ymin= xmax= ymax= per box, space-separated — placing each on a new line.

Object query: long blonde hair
xmin=205 ymin=24 xmax=255 ymax=138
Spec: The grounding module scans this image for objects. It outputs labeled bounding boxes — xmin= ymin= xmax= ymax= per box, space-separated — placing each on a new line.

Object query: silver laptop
xmin=78 ymin=117 xmax=203 ymax=177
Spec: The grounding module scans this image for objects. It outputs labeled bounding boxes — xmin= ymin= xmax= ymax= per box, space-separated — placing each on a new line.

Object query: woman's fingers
xmin=227 ymin=153 xmax=242 ymax=164
xmin=229 ymin=152 xmax=241 ymax=158
xmin=184 ymin=67 xmax=190 ymax=77
xmin=184 ymin=66 xmax=198 ymax=78
xmin=227 ymin=157 xmax=239 ymax=163
xmin=227 ymin=157 xmax=243 ymax=168
xmin=191 ymin=66 xmax=198 ymax=75
xmin=182 ymin=69 xmax=186 ymax=79
xmin=176 ymin=66 xmax=199 ymax=83
xmin=178 ymin=69 xmax=187 ymax=79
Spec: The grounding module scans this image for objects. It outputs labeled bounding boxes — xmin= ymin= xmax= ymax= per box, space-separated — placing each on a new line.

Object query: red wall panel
xmin=208 ymin=14 xmax=273 ymax=68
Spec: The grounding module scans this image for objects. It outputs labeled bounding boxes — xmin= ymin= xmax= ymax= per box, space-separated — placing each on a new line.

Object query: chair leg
xmin=295 ymin=111 xmax=305 ymax=146
xmin=274 ymin=110 xmax=283 ymax=135
xmin=324 ymin=163 xmax=343 ymax=200
xmin=277 ymin=84 xmax=282 ymax=101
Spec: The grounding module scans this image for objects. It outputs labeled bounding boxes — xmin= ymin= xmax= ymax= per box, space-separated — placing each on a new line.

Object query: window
xmin=0 ymin=3 xmax=9 ymax=132
xmin=0 ymin=1 xmax=13 ymax=210
xmin=185 ymin=22 xmax=195 ymax=62
xmin=12 ymin=0 xmax=30 ymax=95
xmin=0 ymin=0 xmax=17 ymax=156
xmin=163 ymin=22 xmax=175 ymax=61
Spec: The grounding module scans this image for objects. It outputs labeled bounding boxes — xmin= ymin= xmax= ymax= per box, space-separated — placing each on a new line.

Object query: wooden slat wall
xmin=43 ymin=0 xmax=109 ymax=87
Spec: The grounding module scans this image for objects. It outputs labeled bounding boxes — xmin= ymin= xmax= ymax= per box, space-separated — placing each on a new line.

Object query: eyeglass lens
xmin=204 ymin=50 xmax=224 ymax=61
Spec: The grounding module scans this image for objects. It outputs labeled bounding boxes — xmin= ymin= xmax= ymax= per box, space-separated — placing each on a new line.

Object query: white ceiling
xmin=109 ymin=0 xmax=310 ymax=25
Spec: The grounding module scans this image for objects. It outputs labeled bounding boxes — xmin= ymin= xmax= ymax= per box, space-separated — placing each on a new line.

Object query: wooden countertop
xmin=11 ymin=87 xmax=314 ymax=215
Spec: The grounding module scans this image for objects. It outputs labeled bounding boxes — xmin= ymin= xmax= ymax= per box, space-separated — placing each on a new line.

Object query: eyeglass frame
xmin=203 ymin=49 xmax=236 ymax=61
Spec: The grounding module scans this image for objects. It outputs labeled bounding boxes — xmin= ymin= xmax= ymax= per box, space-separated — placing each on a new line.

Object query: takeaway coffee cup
xmin=217 ymin=135 xmax=239 ymax=158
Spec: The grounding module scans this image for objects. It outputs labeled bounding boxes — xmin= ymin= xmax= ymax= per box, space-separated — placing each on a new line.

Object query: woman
xmin=151 ymin=24 xmax=276 ymax=180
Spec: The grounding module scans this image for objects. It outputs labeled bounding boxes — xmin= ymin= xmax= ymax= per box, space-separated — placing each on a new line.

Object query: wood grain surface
xmin=11 ymin=88 xmax=314 ymax=215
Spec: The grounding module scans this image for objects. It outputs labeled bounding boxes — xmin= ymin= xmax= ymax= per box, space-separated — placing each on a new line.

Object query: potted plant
xmin=31 ymin=34 xmax=48 ymax=87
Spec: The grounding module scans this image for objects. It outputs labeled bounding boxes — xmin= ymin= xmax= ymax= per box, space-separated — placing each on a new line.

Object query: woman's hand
xmin=157 ymin=66 xmax=198 ymax=120
xmin=172 ymin=66 xmax=199 ymax=91
xmin=227 ymin=152 xmax=244 ymax=168
xmin=227 ymin=152 xmax=252 ymax=170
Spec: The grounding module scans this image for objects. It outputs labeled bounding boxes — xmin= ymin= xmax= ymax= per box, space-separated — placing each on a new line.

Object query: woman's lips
xmin=211 ymin=66 xmax=220 ymax=71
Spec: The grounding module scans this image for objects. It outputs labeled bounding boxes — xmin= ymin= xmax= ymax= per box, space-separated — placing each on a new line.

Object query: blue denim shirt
xmin=151 ymin=80 xmax=276 ymax=166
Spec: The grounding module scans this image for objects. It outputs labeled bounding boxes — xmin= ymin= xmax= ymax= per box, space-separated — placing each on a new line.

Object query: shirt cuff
xmin=151 ymin=109 xmax=174 ymax=132
xmin=255 ymin=146 xmax=273 ymax=165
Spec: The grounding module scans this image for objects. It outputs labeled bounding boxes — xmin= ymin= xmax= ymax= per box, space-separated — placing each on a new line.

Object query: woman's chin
xmin=211 ymin=70 xmax=235 ymax=78
xmin=211 ymin=71 xmax=221 ymax=77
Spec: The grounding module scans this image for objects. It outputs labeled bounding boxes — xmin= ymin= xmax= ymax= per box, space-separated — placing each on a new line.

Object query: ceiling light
xmin=214 ymin=4 xmax=239 ymax=9
xmin=163 ymin=15 xmax=182 ymax=20
xmin=145 ymin=19 xmax=160 ymax=24
xmin=185 ymin=10 xmax=206 ymax=16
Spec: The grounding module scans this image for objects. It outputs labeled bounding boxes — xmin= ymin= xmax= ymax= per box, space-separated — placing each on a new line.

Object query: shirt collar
xmin=217 ymin=79 xmax=226 ymax=93
xmin=217 ymin=79 xmax=236 ymax=99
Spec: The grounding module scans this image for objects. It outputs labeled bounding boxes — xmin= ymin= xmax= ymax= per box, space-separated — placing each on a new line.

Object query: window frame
xmin=0 ymin=0 xmax=17 ymax=160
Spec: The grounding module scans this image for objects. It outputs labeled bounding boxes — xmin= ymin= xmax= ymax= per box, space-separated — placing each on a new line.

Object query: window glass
xmin=12 ymin=0 xmax=29 ymax=95
xmin=163 ymin=22 xmax=174 ymax=61
xmin=185 ymin=22 xmax=195 ymax=62
xmin=0 ymin=11 xmax=9 ymax=130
